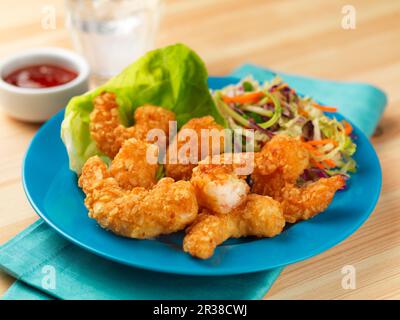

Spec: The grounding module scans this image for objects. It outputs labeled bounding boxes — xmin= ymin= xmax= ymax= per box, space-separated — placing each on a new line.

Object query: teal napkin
xmin=0 ymin=65 xmax=387 ymax=300
xmin=0 ymin=220 xmax=281 ymax=300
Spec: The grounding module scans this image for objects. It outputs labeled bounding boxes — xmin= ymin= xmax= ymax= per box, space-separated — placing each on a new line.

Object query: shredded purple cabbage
xmin=236 ymin=85 xmax=244 ymax=95
xmin=302 ymin=121 xmax=314 ymax=141
xmin=268 ymin=123 xmax=280 ymax=132
xmin=350 ymin=133 xmax=358 ymax=140
xmin=261 ymin=115 xmax=270 ymax=122
xmin=231 ymin=105 xmax=246 ymax=116
xmin=301 ymin=167 xmax=330 ymax=181
xmin=299 ymin=169 xmax=348 ymax=190
xmin=268 ymin=83 xmax=281 ymax=92
xmin=248 ymin=118 xmax=274 ymax=137
xmin=281 ymin=88 xmax=292 ymax=102
xmin=262 ymin=102 xmax=275 ymax=111
xmin=281 ymin=102 xmax=294 ymax=118
xmin=338 ymin=174 xmax=349 ymax=191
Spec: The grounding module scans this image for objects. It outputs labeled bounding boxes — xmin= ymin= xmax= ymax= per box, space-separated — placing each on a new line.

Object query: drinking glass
xmin=65 ymin=0 xmax=162 ymax=84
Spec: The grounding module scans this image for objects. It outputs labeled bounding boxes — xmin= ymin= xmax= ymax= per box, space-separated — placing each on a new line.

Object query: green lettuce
xmin=61 ymin=43 xmax=225 ymax=173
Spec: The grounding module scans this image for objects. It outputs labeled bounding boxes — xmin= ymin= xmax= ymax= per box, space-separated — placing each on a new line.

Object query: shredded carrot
xmin=303 ymin=143 xmax=323 ymax=156
xmin=307 ymin=139 xmax=338 ymax=147
xmin=313 ymin=103 xmax=337 ymax=113
xmin=311 ymin=157 xmax=337 ymax=169
xmin=323 ymin=159 xmax=337 ymax=168
xmin=343 ymin=120 xmax=353 ymax=135
xmin=298 ymin=107 xmax=309 ymax=117
xmin=302 ymin=143 xmax=314 ymax=151
xmin=222 ymin=91 xmax=265 ymax=104
xmin=311 ymin=159 xmax=325 ymax=170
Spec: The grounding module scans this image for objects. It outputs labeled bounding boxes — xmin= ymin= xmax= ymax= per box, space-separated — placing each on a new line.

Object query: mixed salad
xmin=213 ymin=76 xmax=357 ymax=180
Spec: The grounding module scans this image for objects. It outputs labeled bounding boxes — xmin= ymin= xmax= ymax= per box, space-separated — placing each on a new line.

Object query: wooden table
xmin=0 ymin=0 xmax=399 ymax=299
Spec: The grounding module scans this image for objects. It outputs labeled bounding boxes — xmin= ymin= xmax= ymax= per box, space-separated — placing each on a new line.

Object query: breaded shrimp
xmin=190 ymin=153 xmax=254 ymax=214
xmin=250 ymin=134 xmax=343 ymax=222
xmin=183 ymin=194 xmax=285 ymax=259
xmin=165 ymin=116 xmax=225 ymax=181
xmin=109 ymin=138 xmax=159 ymax=190
xmin=280 ymin=175 xmax=345 ymax=223
xmin=251 ymin=134 xmax=309 ymax=198
xmin=90 ymin=92 xmax=175 ymax=158
xmin=79 ymin=157 xmax=198 ymax=239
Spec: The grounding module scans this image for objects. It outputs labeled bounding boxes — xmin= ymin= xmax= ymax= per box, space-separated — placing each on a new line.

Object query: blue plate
xmin=23 ymin=76 xmax=382 ymax=276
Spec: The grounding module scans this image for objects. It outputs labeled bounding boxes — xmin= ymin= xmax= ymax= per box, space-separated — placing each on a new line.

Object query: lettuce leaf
xmin=61 ymin=43 xmax=225 ymax=173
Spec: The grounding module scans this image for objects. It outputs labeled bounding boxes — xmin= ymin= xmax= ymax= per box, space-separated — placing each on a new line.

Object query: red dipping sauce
xmin=4 ymin=64 xmax=78 ymax=89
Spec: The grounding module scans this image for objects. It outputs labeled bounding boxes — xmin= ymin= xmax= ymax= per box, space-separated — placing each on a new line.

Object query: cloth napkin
xmin=0 ymin=64 xmax=387 ymax=300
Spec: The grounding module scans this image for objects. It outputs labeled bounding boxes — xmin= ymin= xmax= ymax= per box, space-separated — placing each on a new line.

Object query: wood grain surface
xmin=0 ymin=0 xmax=399 ymax=299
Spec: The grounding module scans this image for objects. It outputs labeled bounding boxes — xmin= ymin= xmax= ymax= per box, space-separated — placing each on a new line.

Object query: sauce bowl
xmin=0 ymin=47 xmax=89 ymax=122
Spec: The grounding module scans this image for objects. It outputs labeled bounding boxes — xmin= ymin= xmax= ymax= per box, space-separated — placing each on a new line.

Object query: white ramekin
xmin=0 ymin=47 xmax=90 ymax=122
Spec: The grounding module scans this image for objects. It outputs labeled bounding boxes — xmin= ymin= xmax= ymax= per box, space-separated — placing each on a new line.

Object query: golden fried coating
xmin=183 ymin=194 xmax=285 ymax=259
xmin=165 ymin=116 xmax=225 ymax=181
xmin=191 ymin=153 xmax=254 ymax=214
xmin=90 ymin=92 xmax=175 ymax=158
xmin=251 ymin=134 xmax=310 ymax=198
xmin=79 ymin=157 xmax=198 ymax=239
xmin=109 ymin=138 xmax=159 ymax=190
xmin=250 ymin=134 xmax=343 ymax=223
xmin=280 ymin=175 xmax=345 ymax=223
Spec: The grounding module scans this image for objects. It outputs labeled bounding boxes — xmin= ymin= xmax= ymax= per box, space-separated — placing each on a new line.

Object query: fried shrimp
xmin=250 ymin=134 xmax=343 ymax=223
xmin=78 ymin=157 xmax=199 ymax=239
xmin=190 ymin=153 xmax=253 ymax=214
xmin=280 ymin=175 xmax=345 ymax=223
xmin=90 ymin=92 xmax=175 ymax=158
xmin=251 ymin=134 xmax=310 ymax=198
xmin=165 ymin=116 xmax=225 ymax=181
xmin=183 ymin=194 xmax=285 ymax=259
xmin=109 ymin=138 xmax=159 ymax=190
